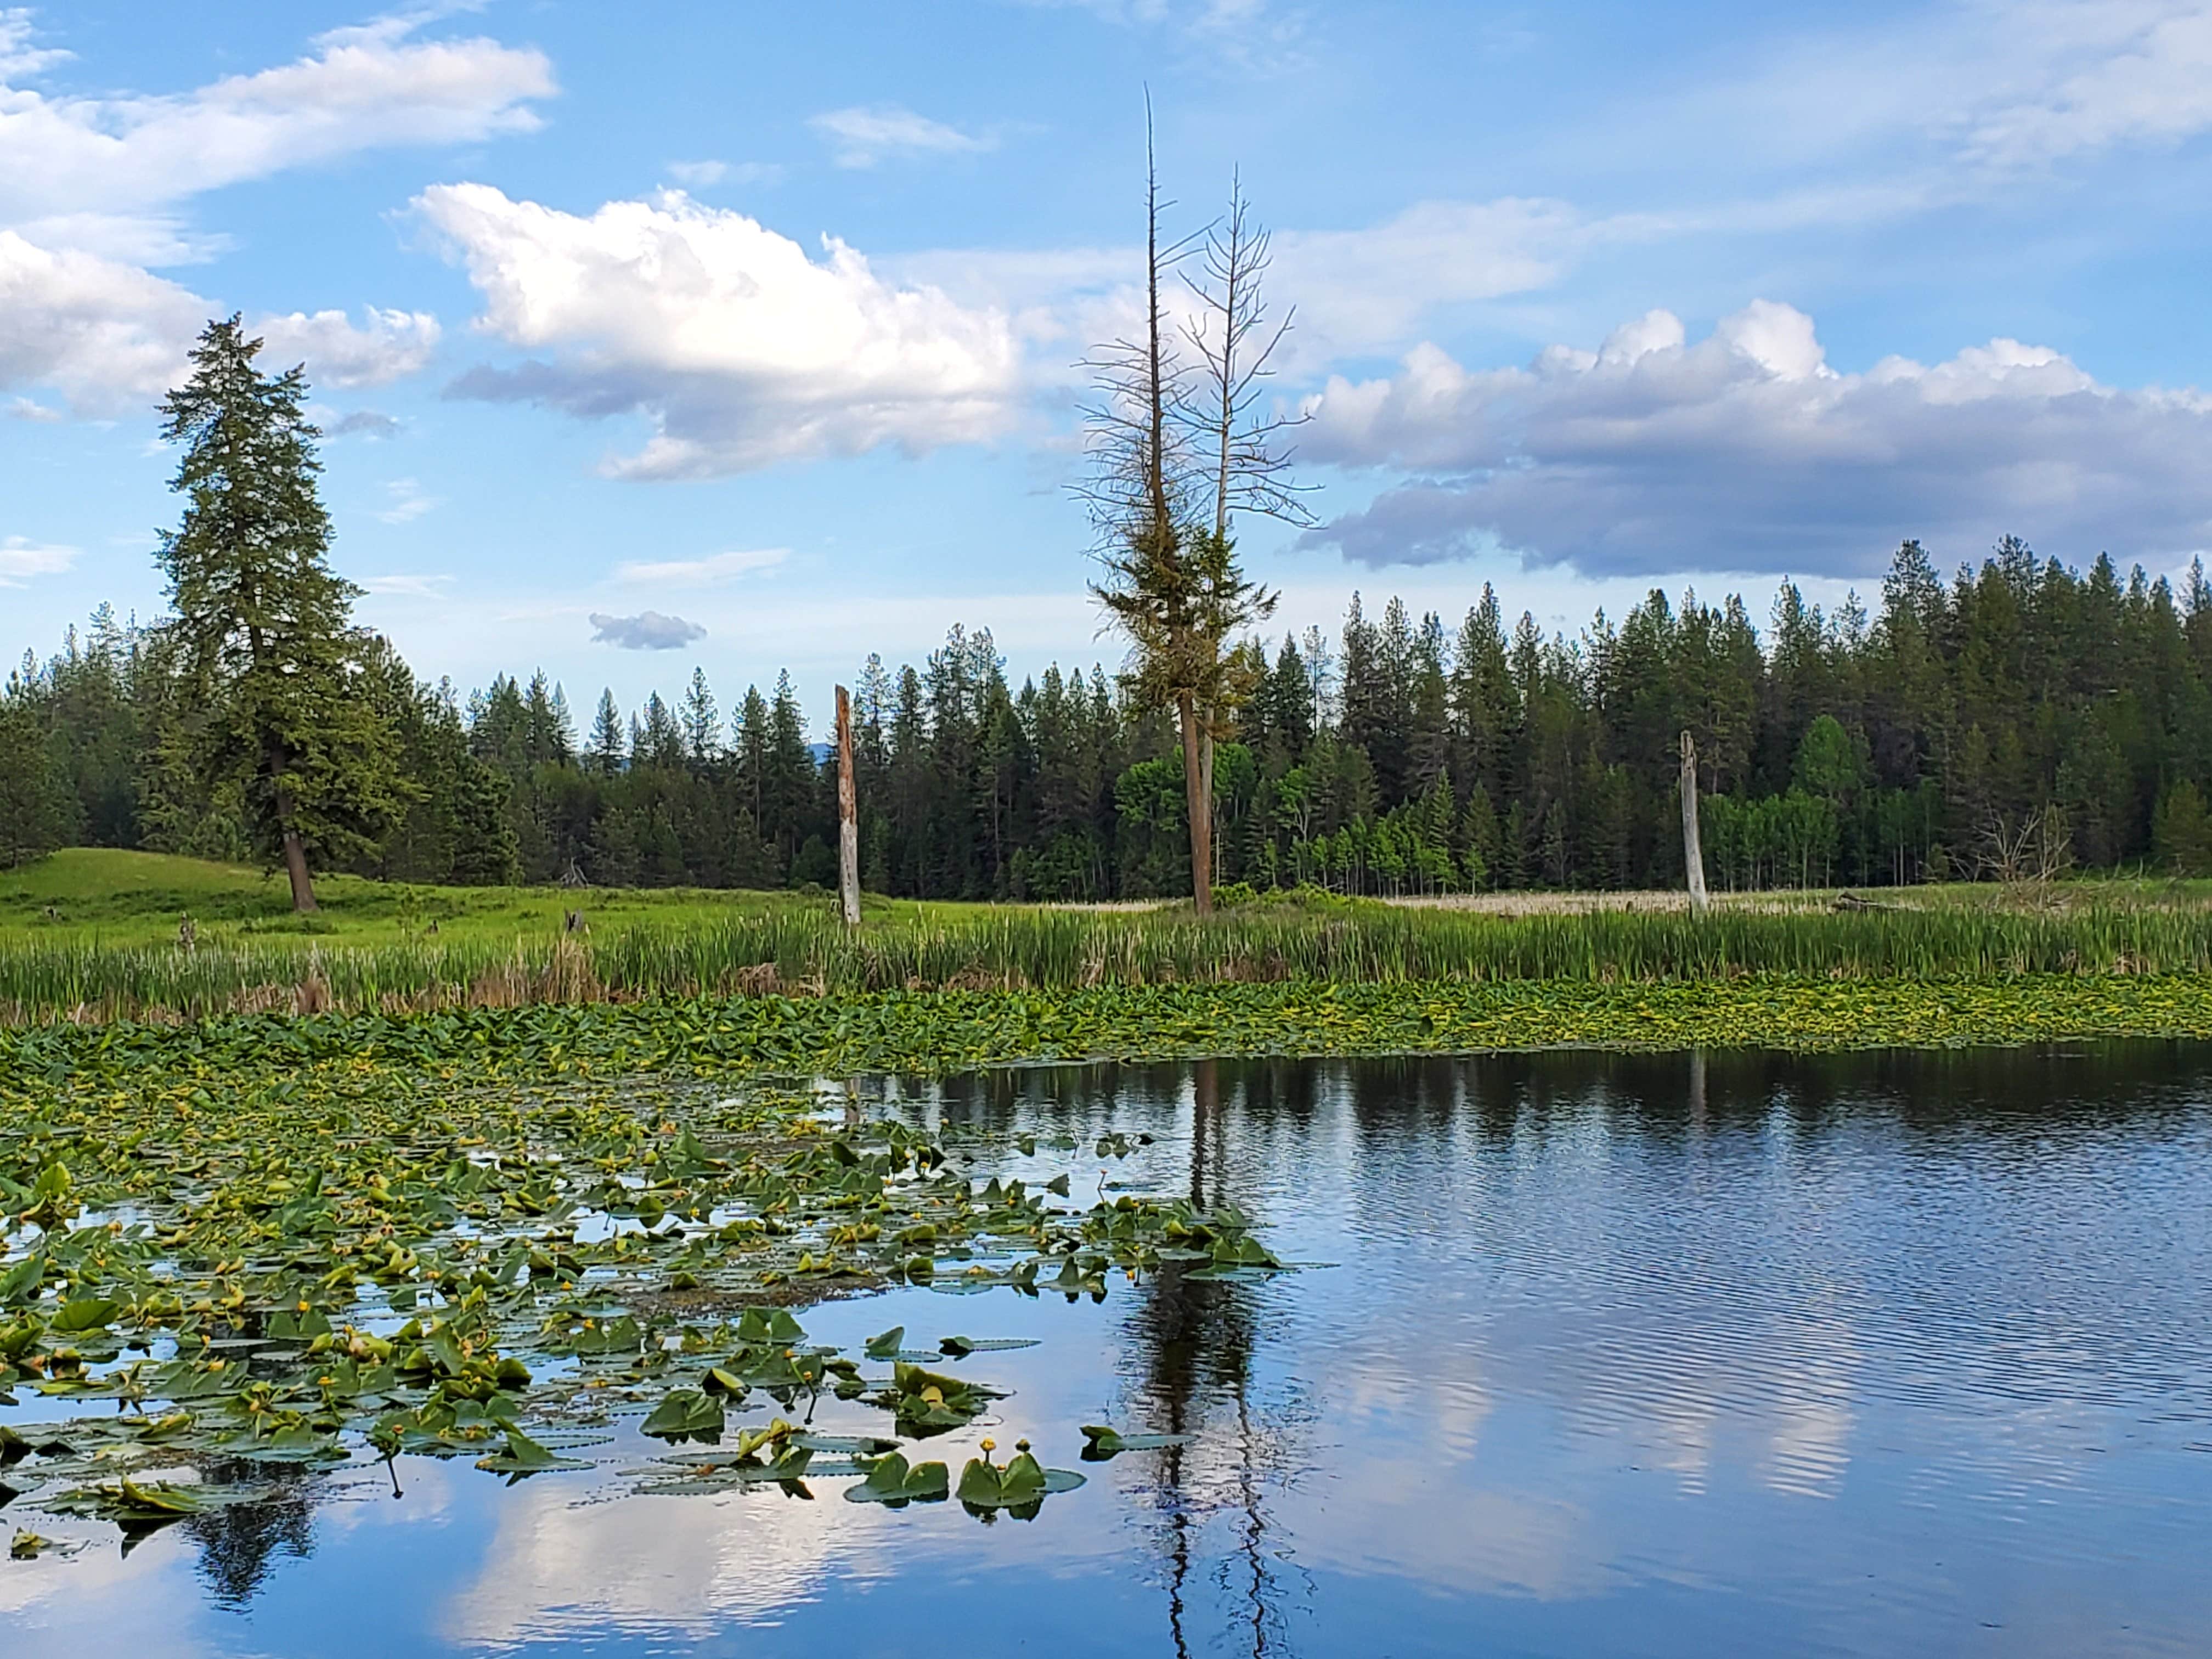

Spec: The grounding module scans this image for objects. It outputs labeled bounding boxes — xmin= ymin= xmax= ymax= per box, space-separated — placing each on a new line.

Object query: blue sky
xmin=7 ymin=1 xmax=2212 ymax=726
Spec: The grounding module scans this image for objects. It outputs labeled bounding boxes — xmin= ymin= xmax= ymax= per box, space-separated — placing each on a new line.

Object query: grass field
xmin=6 ymin=847 xmax=2212 ymax=1028
xmin=0 ymin=847 xmax=985 ymax=949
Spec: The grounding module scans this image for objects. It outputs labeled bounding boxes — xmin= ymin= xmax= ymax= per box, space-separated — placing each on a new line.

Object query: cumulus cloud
xmin=614 ymin=548 xmax=788 ymax=585
xmin=254 ymin=307 xmax=441 ymax=387
xmin=0 ymin=13 xmax=546 ymax=417
xmin=0 ymin=235 xmax=447 ymax=413
xmin=419 ymin=184 xmax=1022 ymax=477
xmin=0 ymin=533 xmax=76 ymax=585
xmin=808 ymin=105 xmax=992 ymax=168
xmin=1298 ymin=301 xmax=2212 ymax=578
xmin=0 ymin=230 xmax=206 ymax=411
xmin=590 ymin=610 xmax=707 ymax=650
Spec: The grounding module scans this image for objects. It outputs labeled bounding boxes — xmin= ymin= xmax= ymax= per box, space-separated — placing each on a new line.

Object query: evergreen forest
xmin=12 ymin=535 xmax=2212 ymax=897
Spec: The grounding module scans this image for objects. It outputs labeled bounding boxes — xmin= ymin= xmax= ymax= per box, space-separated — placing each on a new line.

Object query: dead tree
xmin=1079 ymin=109 xmax=1300 ymax=916
xmin=1680 ymin=731 xmax=1709 ymax=917
xmin=835 ymin=684 xmax=861 ymax=927
xmin=1182 ymin=174 xmax=1311 ymax=861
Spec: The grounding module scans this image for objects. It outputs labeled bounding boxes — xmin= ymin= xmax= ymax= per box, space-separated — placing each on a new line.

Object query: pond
xmin=9 ymin=1042 xmax=2212 ymax=1657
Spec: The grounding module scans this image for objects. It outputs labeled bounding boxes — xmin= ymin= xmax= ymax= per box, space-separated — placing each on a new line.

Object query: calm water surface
xmin=10 ymin=1043 xmax=2212 ymax=1657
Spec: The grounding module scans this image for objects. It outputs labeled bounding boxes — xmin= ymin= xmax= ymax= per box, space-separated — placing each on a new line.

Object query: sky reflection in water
xmin=9 ymin=1043 xmax=2212 ymax=1657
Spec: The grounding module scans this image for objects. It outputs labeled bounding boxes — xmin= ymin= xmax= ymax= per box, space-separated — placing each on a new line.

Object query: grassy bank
xmin=7 ymin=894 xmax=2212 ymax=1025
xmin=8 ymin=847 xmax=2212 ymax=1028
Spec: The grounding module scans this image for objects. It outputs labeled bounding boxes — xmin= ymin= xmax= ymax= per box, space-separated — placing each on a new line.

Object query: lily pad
xmin=954 ymin=1450 xmax=1085 ymax=1514
xmin=1080 ymin=1423 xmax=1192 ymax=1459
xmin=843 ymin=1451 xmax=951 ymax=1506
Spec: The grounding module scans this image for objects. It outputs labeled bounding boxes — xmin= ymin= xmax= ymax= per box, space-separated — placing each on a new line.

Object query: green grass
xmin=0 ymin=847 xmax=980 ymax=949
xmin=8 ymin=848 xmax=2212 ymax=1028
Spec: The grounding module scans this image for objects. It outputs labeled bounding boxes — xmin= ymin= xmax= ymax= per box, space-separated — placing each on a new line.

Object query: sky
xmin=7 ymin=0 xmax=2212 ymax=727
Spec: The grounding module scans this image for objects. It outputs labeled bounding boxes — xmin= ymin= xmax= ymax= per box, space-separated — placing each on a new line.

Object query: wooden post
xmin=835 ymin=685 xmax=861 ymax=928
xmin=1680 ymin=730 xmax=1709 ymax=917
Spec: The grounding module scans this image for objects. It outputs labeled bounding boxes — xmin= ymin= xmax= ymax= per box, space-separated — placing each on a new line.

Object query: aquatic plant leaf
xmin=48 ymin=1298 xmax=120 ymax=1334
xmin=938 ymin=1336 xmax=1040 ymax=1358
xmin=1079 ymin=1424 xmax=1191 ymax=1458
xmin=845 ymin=1451 xmax=951 ymax=1505
xmin=640 ymin=1389 xmax=725 ymax=1442
xmin=863 ymin=1325 xmax=905 ymax=1359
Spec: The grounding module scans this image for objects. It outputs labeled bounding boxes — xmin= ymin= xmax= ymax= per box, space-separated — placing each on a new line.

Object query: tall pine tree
xmin=155 ymin=317 xmax=403 ymax=910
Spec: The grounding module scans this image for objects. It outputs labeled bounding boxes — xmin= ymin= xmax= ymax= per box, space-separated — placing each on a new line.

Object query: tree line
xmin=12 ymin=533 xmax=2212 ymax=894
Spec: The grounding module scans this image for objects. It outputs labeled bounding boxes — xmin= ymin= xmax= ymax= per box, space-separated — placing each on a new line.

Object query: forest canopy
xmin=11 ymin=535 xmax=2212 ymax=894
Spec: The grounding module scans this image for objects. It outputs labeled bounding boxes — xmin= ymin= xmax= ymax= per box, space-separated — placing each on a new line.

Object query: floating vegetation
xmin=1080 ymin=1423 xmax=1192 ymax=1459
xmin=0 ymin=1040 xmax=1283 ymax=1551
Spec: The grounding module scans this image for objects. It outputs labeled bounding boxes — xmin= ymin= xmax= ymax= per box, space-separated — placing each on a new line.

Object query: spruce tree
xmin=155 ymin=317 xmax=402 ymax=910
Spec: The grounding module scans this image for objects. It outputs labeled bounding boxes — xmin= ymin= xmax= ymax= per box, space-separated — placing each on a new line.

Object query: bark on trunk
xmin=1180 ymin=691 xmax=1212 ymax=915
xmin=278 ymin=800 xmax=318 ymax=913
xmin=835 ymin=685 xmax=861 ymax=928
xmin=1680 ymin=730 xmax=1708 ymax=919
xmin=1199 ymin=721 xmax=1215 ymax=889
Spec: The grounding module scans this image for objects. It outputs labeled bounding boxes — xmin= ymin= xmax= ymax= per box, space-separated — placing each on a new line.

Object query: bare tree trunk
xmin=266 ymin=726 xmax=318 ymax=912
xmin=276 ymin=800 xmax=317 ymax=912
xmin=1181 ymin=691 xmax=1213 ymax=915
xmin=1680 ymin=730 xmax=1708 ymax=918
xmin=1199 ymin=725 xmax=1215 ymax=883
xmin=835 ymin=684 xmax=861 ymax=928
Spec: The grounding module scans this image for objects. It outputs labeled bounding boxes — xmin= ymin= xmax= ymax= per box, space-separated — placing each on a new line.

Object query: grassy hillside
xmin=0 ymin=847 xmax=978 ymax=950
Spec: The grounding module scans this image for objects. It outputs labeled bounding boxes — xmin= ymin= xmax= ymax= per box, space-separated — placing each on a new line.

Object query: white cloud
xmin=590 ymin=610 xmax=708 ymax=650
xmin=615 ymin=547 xmax=789 ymax=585
xmin=374 ymin=477 xmax=438 ymax=524
xmin=0 ymin=234 xmax=447 ymax=414
xmin=1274 ymin=197 xmax=1587 ymax=362
xmin=0 ymin=14 xmax=546 ymax=417
xmin=1966 ymin=0 xmax=2212 ymax=162
xmin=0 ymin=229 xmax=205 ymax=411
xmin=808 ymin=105 xmax=993 ymax=168
xmin=419 ymin=184 xmax=1022 ymax=478
xmin=359 ymin=571 xmax=453 ymax=597
xmin=1299 ymin=301 xmax=2212 ymax=578
xmin=1008 ymin=0 xmax=1308 ymax=69
xmin=664 ymin=159 xmax=783 ymax=189
xmin=1645 ymin=0 xmax=2212 ymax=177
xmin=0 ymin=13 xmax=554 ymax=238
xmin=0 ymin=8 xmax=68 ymax=78
xmin=0 ymin=533 xmax=76 ymax=585
xmin=255 ymin=307 xmax=441 ymax=387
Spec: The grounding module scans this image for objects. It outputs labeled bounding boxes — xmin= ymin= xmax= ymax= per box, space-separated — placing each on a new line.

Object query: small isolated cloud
xmin=1008 ymin=0 xmax=1307 ymax=70
xmin=255 ymin=307 xmax=440 ymax=388
xmin=1298 ymin=300 xmax=2212 ymax=578
xmin=374 ymin=477 xmax=438 ymax=524
xmin=663 ymin=159 xmax=782 ymax=189
xmin=359 ymin=572 xmax=453 ymax=598
xmin=808 ymin=105 xmax=992 ymax=168
xmin=328 ymin=409 xmax=400 ymax=438
xmin=615 ymin=546 xmax=788 ymax=585
xmin=419 ymin=184 xmax=1019 ymax=477
xmin=5 ymin=394 xmax=59 ymax=421
xmin=590 ymin=610 xmax=707 ymax=650
xmin=0 ymin=533 xmax=77 ymax=585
